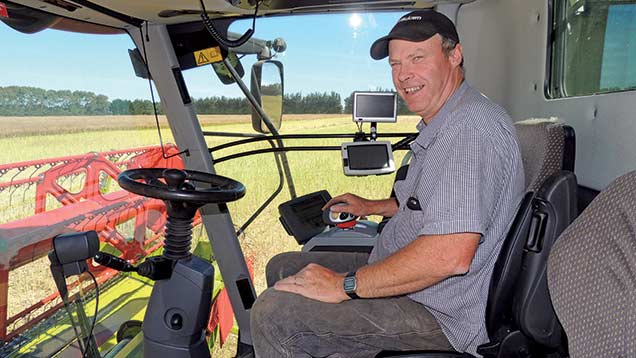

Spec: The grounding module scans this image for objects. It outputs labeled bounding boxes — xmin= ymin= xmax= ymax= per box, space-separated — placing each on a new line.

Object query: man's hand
xmin=323 ymin=193 xmax=398 ymax=217
xmin=273 ymin=263 xmax=350 ymax=303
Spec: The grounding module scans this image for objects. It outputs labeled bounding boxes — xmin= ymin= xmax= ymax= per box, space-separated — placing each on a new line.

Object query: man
xmin=251 ymin=10 xmax=524 ymax=357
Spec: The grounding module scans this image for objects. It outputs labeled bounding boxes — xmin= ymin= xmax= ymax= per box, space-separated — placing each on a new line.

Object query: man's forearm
xmin=368 ymin=197 xmax=399 ymax=217
xmin=354 ymin=232 xmax=480 ymax=298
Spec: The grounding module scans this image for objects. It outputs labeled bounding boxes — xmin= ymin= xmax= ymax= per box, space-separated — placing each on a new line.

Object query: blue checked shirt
xmin=368 ymin=82 xmax=525 ymax=355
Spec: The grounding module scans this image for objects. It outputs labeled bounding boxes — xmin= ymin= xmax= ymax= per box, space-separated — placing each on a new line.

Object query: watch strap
xmin=343 ymin=271 xmax=360 ymax=299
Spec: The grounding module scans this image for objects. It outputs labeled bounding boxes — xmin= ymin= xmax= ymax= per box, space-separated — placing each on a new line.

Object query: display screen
xmin=278 ymin=190 xmax=331 ymax=244
xmin=289 ymin=193 xmax=327 ymax=226
xmin=354 ymin=93 xmax=396 ymax=119
xmin=347 ymin=144 xmax=390 ymax=170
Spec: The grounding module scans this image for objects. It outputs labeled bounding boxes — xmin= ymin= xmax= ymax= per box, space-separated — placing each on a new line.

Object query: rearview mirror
xmin=250 ymin=60 xmax=284 ymax=133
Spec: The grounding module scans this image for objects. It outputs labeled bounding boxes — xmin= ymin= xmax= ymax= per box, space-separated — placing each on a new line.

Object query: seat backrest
xmin=515 ymin=118 xmax=575 ymax=192
xmin=548 ymin=171 xmax=636 ymax=358
xmin=479 ymin=172 xmax=577 ymax=358
xmin=513 ymin=171 xmax=577 ymax=350
xmin=484 ymin=171 xmax=576 ymax=333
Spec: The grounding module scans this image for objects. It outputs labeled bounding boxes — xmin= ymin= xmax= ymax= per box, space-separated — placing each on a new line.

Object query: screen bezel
xmin=342 ymin=141 xmax=395 ymax=176
xmin=352 ymin=91 xmax=398 ymax=123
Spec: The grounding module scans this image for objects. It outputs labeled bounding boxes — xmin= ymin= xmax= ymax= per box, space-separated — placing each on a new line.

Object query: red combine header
xmin=0 ymin=145 xmax=186 ymax=342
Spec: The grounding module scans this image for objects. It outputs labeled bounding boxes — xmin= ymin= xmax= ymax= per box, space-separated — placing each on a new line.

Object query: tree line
xmin=0 ymin=86 xmax=411 ymax=116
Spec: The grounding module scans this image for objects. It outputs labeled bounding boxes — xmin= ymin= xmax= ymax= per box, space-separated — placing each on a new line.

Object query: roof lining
xmin=64 ymin=0 xmax=143 ymax=26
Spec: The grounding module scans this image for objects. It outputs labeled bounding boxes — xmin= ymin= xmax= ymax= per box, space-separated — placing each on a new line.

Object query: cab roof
xmin=2 ymin=0 xmax=473 ymax=34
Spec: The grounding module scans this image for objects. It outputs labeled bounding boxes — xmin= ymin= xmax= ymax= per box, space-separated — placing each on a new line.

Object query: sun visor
xmin=0 ymin=1 xmax=60 ymax=34
xmin=0 ymin=1 xmax=123 ymax=34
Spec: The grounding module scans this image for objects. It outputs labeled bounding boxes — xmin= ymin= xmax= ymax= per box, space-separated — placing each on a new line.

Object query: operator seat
xmin=377 ymin=171 xmax=577 ymax=358
xmin=377 ymin=118 xmax=577 ymax=358
xmin=548 ymin=170 xmax=636 ymax=358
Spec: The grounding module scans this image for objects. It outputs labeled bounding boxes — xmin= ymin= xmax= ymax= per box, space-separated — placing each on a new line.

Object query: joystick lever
xmin=323 ymin=203 xmax=358 ymax=229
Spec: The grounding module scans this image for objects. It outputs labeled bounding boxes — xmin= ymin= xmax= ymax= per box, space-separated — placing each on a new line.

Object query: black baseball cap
xmin=370 ymin=10 xmax=460 ymax=60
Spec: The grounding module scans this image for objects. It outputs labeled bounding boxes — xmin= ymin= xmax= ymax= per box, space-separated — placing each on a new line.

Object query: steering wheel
xmin=118 ymin=168 xmax=245 ymax=203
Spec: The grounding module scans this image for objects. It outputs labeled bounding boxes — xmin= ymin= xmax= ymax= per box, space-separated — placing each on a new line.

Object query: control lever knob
xmin=323 ymin=203 xmax=358 ymax=228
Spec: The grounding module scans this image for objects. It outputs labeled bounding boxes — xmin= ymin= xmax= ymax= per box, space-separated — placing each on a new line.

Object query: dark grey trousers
xmin=250 ymin=251 xmax=453 ymax=358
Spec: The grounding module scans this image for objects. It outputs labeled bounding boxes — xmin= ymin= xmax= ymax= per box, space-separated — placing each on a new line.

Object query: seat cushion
xmin=548 ymin=170 xmax=636 ymax=357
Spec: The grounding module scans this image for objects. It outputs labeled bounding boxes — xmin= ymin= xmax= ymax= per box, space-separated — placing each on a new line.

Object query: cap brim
xmin=370 ymin=32 xmax=438 ymax=60
xmin=370 ymin=35 xmax=391 ymax=60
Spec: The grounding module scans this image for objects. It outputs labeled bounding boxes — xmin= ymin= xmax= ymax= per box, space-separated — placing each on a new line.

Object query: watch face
xmin=343 ymin=275 xmax=357 ymax=293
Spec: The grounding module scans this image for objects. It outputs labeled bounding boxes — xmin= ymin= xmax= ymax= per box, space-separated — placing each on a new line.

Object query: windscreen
xmin=347 ymin=144 xmax=390 ymax=170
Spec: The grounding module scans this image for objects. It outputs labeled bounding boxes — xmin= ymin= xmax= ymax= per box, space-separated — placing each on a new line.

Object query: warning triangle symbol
xmin=198 ymin=52 xmax=210 ymax=64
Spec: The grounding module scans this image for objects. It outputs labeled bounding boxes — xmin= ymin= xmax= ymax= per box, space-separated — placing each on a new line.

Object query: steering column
xmin=113 ymin=168 xmax=245 ymax=358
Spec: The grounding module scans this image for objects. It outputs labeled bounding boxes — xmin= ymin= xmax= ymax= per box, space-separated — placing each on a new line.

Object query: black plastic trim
xmin=544 ymin=0 xmax=555 ymax=99
xmin=576 ymin=185 xmax=599 ymax=214
xmin=562 ymin=125 xmax=576 ymax=172
xmin=236 ymin=277 xmax=256 ymax=310
xmin=171 ymin=67 xmax=191 ymax=105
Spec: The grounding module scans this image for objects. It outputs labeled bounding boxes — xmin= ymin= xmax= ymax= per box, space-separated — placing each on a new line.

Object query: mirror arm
xmin=223 ymin=57 xmax=279 ymax=136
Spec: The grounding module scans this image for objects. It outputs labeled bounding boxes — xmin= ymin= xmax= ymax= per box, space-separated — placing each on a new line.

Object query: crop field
xmin=0 ymin=113 xmax=420 ymax=354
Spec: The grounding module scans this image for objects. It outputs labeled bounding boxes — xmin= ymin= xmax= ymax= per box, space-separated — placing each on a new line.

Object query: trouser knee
xmin=250 ymin=288 xmax=300 ymax=357
xmin=265 ymin=251 xmax=306 ymax=287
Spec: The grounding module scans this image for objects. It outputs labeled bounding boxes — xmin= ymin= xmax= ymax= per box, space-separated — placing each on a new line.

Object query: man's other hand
xmin=273 ymin=263 xmax=349 ymax=303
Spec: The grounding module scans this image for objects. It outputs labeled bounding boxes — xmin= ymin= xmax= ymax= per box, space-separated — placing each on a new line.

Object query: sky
xmin=0 ymin=11 xmax=405 ymax=101
xmin=600 ymin=4 xmax=636 ymax=90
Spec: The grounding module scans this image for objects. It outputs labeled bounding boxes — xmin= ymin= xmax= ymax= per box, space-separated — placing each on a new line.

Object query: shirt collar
xmin=411 ymin=81 xmax=468 ymax=150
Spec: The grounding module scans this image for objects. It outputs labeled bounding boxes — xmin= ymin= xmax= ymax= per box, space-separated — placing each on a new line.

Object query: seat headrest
xmin=515 ymin=118 xmax=572 ymax=192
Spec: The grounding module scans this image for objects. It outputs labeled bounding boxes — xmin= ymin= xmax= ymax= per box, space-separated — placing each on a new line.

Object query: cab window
xmin=549 ymin=0 xmax=636 ymax=97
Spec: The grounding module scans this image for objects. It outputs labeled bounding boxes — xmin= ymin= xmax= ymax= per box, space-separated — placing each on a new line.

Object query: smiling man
xmin=251 ymin=10 xmax=524 ymax=357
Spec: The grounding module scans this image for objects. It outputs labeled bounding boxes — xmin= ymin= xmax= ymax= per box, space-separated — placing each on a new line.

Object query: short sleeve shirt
xmin=368 ymin=82 xmax=525 ymax=355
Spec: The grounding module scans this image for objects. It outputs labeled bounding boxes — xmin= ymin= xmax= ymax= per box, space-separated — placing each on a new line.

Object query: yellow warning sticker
xmin=194 ymin=47 xmax=223 ymax=66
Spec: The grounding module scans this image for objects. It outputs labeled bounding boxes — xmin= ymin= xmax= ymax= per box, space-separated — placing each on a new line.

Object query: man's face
xmin=388 ymin=35 xmax=462 ymax=121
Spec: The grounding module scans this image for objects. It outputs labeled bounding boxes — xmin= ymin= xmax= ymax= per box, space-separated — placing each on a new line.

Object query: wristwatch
xmin=343 ymin=271 xmax=360 ymax=299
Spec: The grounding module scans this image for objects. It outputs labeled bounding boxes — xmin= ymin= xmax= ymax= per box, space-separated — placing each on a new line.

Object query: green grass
xmin=0 ymin=114 xmax=420 ymax=355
